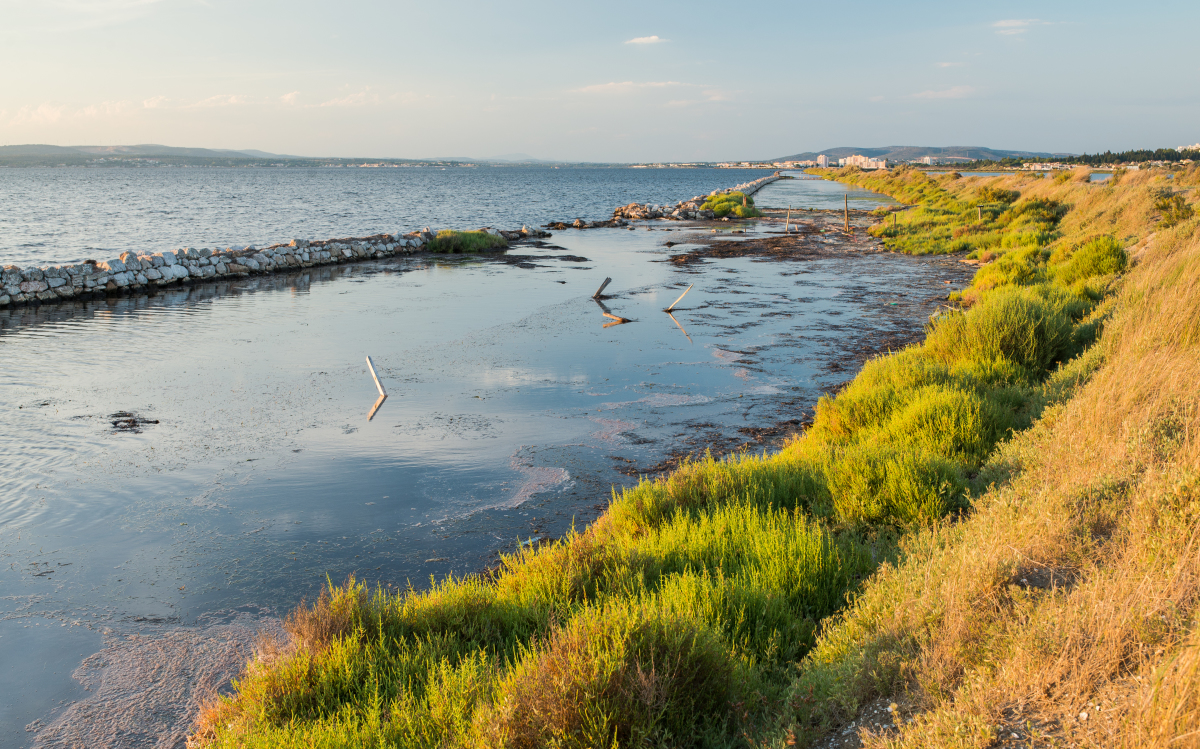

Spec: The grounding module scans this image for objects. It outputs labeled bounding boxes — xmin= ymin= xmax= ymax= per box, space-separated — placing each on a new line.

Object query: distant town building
xmin=817 ymin=154 xmax=829 ymax=168
xmin=921 ymin=156 xmax=935 ymax=165
xmin=1022 ymin=162 xmax=1071 ymax=170
xmin=1180 ymin=143 xmax=1200 ymax=152
xmin=837 ymin=154 xmax=888 ymax=170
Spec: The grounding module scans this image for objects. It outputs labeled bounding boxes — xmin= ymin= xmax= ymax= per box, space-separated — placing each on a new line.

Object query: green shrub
xmin=1153 ymin=191 xmax=1195 ymax=228
xmin=875 ymin=385 xmax=1015 ymax=467
xmin=971 ymin=247 xmax=1047 ymax=291
xmin=426 ymin=230 xmax=508 ymax=253
xmin=825 ymin=444 xmax=966 ymax=527
xmin=924 ymin=285 xmax=1075 ymax=377
xmin=1052 ymin=235 xmax=1127 ymax=285
xmin=478 ymin=604 xmax=737 ymax=749
xmin=702 ymin=192 xmax=763 ymax=218
xmin=975 ymin=186 xmax=1019 ymax=205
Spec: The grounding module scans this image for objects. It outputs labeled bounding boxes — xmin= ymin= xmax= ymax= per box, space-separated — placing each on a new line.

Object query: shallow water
xmin=753 ymin=172 xmax=899 ymax=211
xmin=0 ymin=167 xmax=770 ymax=267
xmin=0 ymin=224 xmax=975 ymax=745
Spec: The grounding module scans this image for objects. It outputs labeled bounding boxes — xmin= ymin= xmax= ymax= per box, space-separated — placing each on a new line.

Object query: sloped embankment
xmin=188 ymin=166 xmax=1199 ymax=748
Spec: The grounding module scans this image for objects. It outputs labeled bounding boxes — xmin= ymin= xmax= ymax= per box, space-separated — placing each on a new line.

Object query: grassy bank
xmin=190 ymin=167 xmax=1199 ymax=748
xmin=425 ymin=229 xmax=508 ymax=253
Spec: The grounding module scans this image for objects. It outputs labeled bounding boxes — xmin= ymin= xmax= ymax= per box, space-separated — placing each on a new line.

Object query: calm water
xmin=753 ymin=172 xmax=899 ymax=210
xmin=0 ymin=167 xmax=771 ymax=267
xmin=0 ymin=169 xmax=974 ymax=746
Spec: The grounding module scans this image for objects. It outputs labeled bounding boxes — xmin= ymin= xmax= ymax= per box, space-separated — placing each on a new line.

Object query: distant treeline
xmin=942 ymin=147 xmax=1197 ymax=170
xmin=1062 ymin=148 xmax=1196 ymax=165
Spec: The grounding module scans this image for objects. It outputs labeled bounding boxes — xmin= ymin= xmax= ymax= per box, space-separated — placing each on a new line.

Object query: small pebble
xmin=1079 ymin=711 xmax=1089 ymax=721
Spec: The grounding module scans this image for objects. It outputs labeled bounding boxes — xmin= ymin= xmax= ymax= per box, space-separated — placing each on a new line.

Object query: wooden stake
xmin=844 ymin=194 xmax=849 ymax=232
xmin=366 ymin=355 xmax=386 ymax=396
xmin=593 ymin=277 xmax=612 ymax=298
xmin=664 ymin=283 xmax=694 ymax=312
xmin=785 ymin=205 xmax=791 ymax=233
xmin=893 ymin=212 xmax=897 ymax=229
xmin=977 ymin=206 xmax=982 ymax=221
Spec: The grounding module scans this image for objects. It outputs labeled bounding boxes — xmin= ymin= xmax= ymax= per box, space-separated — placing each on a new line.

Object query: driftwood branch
xmin=664 ymin=283 xmax=694 ymax=312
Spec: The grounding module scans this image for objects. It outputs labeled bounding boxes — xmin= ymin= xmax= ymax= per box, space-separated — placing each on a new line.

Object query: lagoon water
xmin=0 ymin=167 xmax=774 ymax=268
xmin=754 ymin=171 xmax=899 ymax=210
xmin=0 ymin=168 xmax=967 ymax=746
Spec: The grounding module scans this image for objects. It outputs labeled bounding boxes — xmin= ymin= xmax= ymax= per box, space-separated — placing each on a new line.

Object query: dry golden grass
xmin=787 ymin=220 xmax=1200 ymax=749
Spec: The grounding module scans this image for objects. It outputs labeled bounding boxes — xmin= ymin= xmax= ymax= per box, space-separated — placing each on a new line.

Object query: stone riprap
xmin=0 ymin=226 xmax=549 ymax=310
xmin=550 ymin=173 xmax=782 ymax=229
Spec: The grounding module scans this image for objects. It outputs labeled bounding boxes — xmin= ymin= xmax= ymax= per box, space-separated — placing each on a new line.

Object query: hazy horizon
xmin=2 ymin=0 xmax=1197 ymax=162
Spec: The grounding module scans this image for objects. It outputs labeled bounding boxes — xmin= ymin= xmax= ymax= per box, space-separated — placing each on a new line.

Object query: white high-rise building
xmin=817 ymin=154 xmax=829 ymax=167
xmin=836 ymin=154 xmax=889 ymax=170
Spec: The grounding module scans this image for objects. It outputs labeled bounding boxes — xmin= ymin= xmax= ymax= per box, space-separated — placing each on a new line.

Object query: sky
xmin=1 ymin=0 xmax=1197 ymax=161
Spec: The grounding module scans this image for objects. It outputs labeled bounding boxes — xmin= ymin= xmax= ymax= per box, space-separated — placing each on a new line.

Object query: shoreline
xmin=0 ymin=174 xmax=782 ymax=313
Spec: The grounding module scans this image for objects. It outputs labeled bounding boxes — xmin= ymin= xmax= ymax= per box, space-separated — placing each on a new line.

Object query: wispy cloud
xmin=280 ymin=91 xmax=300 ymax=105
xmin=8 ymin=100 xmax=129 ymax=125
xmin=992 ymin=19 xmax=1051 ymax=36
xmin=575 ymin=81 xmax=683 ymax=94
xmin=936 ymin=61 xmax=964 ymax=68
xmin=318 ymin=89 xmax=379 ymax=107
xmin=142 ymin=95 xmax=169 ymax=108
xmin=912 ymin=85 xmax=975 ymax=99
xmin=625 ymin=35 xmax=666 ymax=44
xmin=184 ymin=94 xmax=247 ymax=109
xmin=10 ymin=103 xmax=67 ymax=125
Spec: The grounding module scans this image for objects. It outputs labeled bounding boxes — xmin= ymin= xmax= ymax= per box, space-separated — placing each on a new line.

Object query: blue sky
xmin=1 ymin=0 xmax=1196 ymax=160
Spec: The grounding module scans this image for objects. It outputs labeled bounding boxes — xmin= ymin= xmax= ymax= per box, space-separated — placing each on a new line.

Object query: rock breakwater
xmin=548 ymin=173 xmax=781 ymax=229
xmin=0 ymin=226 xmax=549 ymax=310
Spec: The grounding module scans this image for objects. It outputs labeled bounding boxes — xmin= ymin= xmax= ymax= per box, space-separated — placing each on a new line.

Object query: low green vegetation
xmin=702 ymin=191 xmax=763 ymax=218
xmin=1153 ymin=188 xmax=1196 ymax=227
xmin=425 ymin=229 xmax=508 ymax=254
xmin=193 ymin=167 xmax=1199 ymax=748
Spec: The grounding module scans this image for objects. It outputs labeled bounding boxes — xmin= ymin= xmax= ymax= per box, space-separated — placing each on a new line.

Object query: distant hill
xmin=771 ymin=145 xmax=1075 ymax=162
xmin=0 ymin=144 xmax=307 ymax=160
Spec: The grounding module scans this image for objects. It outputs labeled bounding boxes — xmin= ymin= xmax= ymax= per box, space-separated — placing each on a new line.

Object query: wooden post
xmin=664 ymin=283 xmax=694 ymax=312
xmin=366 ymin=356 xmax=386 ymax=396
xmin=593 ymin=277 xmax=612 ymax=299
xmin=844 ymin=194 xmax=849 ymax=232
xmin=785 ymin=205 xmax=791 ymax=233
xmin=893 ymin=212 xmax=897 ymax=229
xmin=977 ymin=206 xmax=982 ymax=221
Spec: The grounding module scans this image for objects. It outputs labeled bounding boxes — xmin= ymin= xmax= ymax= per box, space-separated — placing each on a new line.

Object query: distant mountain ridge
xmin=771 ymin=145 xmax=1075 ymax=162
xmin=0 ymin=144 xmax=307 ymax=159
